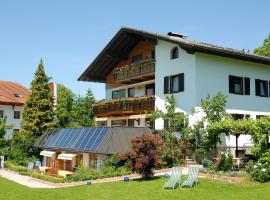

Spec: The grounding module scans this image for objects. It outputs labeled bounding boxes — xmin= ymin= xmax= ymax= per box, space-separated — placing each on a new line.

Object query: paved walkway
xmin=0 ymin=170 xmax=56 ymax=188
xmin=0 ymin=165 xmax=200 ymax=188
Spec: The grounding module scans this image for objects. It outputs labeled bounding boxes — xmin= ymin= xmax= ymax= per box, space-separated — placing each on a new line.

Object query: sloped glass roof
xmin=34 ymin=127 xmax=153 ymax=154
xmin=34 ymin=127 xmax=109 ymax=152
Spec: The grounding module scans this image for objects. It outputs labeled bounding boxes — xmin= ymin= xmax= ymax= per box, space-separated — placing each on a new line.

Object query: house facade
xmin=79 ymin=27 xmax=270 ymax=157
xmin=0 ymin=81 xmax=30 ymax=138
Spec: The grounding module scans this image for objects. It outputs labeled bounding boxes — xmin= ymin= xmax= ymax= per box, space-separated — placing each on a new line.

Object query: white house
xmin=0 ymin=80 xmax=30 ymax=138
xmin=78 ymin=27 xmax=270 ymax=158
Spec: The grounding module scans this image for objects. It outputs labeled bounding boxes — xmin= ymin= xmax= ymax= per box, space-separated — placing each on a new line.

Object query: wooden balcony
xmin=113 ymin=59 xmax=155 ymax=84
xmin=93 ymin=96 xmax=155 ymax=117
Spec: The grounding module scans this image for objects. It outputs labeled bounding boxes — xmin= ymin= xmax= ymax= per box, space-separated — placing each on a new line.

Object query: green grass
xmin=0 ymin=176 xmax=269 ymax=200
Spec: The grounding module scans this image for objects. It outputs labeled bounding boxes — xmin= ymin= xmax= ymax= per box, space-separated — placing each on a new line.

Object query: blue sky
xmin=0 ymin=0 xmax=269 ymax=100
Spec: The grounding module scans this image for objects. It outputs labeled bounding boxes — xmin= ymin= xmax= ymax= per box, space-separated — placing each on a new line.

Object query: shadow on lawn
xmin=132 ymin=176 xmax=161 ymax=182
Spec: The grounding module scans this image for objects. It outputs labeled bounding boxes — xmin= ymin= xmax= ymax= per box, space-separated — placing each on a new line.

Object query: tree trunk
xmin=235 ymin=134 xmax=240 ymax=158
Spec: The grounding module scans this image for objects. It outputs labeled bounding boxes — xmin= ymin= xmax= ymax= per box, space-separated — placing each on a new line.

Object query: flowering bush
xmin=246 ymin=161 xmax=270 ymax=183
xmin=93 ymin=95 xmax=155 ymax=107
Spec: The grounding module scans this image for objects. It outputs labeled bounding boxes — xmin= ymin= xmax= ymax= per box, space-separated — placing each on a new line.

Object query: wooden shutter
xmin=179 ymin=73 xmax=184 ymax=92
xmin=164 ymin=76 xmax=169 ymax=94
xmin=255 ymin=79 xmax=260 ymax=96
xmin=244 ymin=77 xmax=250 ymax=95
xmin=229 ymin=75 xmax=234 ymax=93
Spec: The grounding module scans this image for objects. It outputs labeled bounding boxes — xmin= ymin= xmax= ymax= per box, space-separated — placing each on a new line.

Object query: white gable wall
xmin=155 ymin=40 xmax=196 ymax=129
xmin=0 ymin=104 xmax=23 ymax=139
xmin=195 ymin=53 xmax=270 ymax=115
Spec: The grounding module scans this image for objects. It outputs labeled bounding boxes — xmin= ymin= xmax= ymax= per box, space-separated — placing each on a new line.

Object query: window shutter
xmin=244 ymin=77 xmax=250 ymax=95
xmin=269 ymin=81 xmax=270 ymax=98
xmin=179 ymin=73 xmax=184 ymax=92
xmin=255 ymin=79 xmax=260 ymax=96
xmin=229 ymin=75 xmax=234 ymax=93
xmin=164 ymin=76 xmax=169 ymax=94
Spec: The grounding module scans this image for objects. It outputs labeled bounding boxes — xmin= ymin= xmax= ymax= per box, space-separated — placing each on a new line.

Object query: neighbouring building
xmin=34 ymin=127 xmax=152 ymax=174
xmin=0 ymin=80 xmax=31 ymax=138
xmin=78 ymin=27 xmax=270 ymax=158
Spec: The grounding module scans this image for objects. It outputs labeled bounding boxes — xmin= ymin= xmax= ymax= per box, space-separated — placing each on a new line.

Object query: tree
xmin=22 ymin=60 xmax=55 ymax=137
xmin=188 ymin=92 xmax=228 ymax=157
xmin=71 ymin=88 xmax=95 ymax=127
xmin=56 ymin=84 xmax=75 ymax=127
xmin=254 ymin=34 xmax=270 ymax=57
xmin=127 ymin=134 xmax=162 ymax=177
xmin=0 ymin=116 xmax=13 ymax=138
xmin=149 ymin=95 xmax=189 ymax=166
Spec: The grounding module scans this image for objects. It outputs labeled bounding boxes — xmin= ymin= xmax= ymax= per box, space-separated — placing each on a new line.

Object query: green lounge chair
xmin=163 ymin=166 xmax=182 ymax=189
xmin=181 ymin=167 xmax=199 ymax=188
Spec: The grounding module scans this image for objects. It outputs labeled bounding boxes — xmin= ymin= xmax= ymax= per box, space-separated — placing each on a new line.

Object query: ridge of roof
xmin=78 ymin=27 xmax=270 ymax=82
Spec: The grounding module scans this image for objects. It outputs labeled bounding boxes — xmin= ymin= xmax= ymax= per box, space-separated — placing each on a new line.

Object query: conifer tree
xmin=22 ymin=60 xmax=55 ymax=137
xmin=71 ymin=88 xmax=95 ymax=127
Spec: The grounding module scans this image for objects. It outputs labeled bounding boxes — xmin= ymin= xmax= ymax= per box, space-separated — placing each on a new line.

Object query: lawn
xmin=0 ymin=176 xmax=269 ymax=200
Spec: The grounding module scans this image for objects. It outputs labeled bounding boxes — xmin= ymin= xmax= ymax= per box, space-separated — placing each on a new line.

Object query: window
xmin=89 ymin=154 xmax=97 ymax=169
xmin=256 ymin=115 xmax=267 ymax=119
xmin=132 ymin=54 xmax=143 ymax=64
xmin=170 ymin=47 xmax=179 ymax=59
xmin=164 ymin=73 xmax=184 ymax=94
xmin=111 ymin=119 xmax=126 ymax=127
xmin=112 ymin=89 xmax=125 ymax=99
xmin=231 ymin=114 xmax=250 ymax=120
xmin=231 ymin=114 xmax=244 ymax=120
xmin=255 ymin=79 xmax=269 ymax=97
xmin=0 ymin=110 xmax=3 ymax=118
xmin=13 ymin=129 xmax=20 ymax=134
xmin=128 ymin=119 xmax=135 ymax=127
xmin=96 ymin=121 xmax=107 ymax=127
xmin=145 ymin=84 xmax=155 ymax=95
xmin=151 ymin=50 xmax=155 ymax=60
xmin=229 ymin=75 xmax=250 ymax=95
xmin=128 ymin=88 xmax=135 ymax=97
xmin=14 ymin=111 xmax=20 ymax=119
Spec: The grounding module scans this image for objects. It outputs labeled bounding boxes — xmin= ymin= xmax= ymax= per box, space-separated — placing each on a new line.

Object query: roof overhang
xmin=78 ymin=27 xmax=270 ymax=83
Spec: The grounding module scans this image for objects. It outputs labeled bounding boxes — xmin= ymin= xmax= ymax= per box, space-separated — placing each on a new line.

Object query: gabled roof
xmin=33 ymin=127 xmax=153 ymax=154
xmin=78 ymin=27 xmax=270 ymax=83
xmin=0 ymin=80 xmax=31 ymax=106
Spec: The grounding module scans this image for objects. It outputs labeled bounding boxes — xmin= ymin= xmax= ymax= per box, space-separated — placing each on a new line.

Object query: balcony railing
xmin=93 ymin=96 xmax=155 ymax=117
xmin=113 ymin=59 xmax=155 ymax=83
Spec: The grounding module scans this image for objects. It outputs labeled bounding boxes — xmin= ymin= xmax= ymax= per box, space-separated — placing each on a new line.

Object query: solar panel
xmin=35 ymin=127 xmax=110 ymax=152
xmin=33 ymin=127 xmax=152 ymax=154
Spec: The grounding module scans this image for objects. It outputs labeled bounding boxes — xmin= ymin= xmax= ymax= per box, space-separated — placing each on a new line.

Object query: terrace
xmin=93 ymin=95 xmax=155 ymax=117
xmin=113 ymin=59 xmax=155 ymax=84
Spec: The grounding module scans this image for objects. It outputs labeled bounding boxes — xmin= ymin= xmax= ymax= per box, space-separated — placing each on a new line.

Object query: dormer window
xmin=171 ymin=47 xmax=179 ymax=59
xmin=14 ymin=93 xmax=22 ymax=98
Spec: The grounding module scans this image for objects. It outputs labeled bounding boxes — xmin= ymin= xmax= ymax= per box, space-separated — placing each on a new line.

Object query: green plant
xmin=247 ymin=161 xmax=270 ymax=183
xmin=216 ymin=152 xmax=233 ymax=172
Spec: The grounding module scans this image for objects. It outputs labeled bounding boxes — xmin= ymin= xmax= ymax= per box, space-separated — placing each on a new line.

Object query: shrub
xmin=68 ymin=163 xmax=131 ymax=182
xmin=126 ymin=134 xmax=163 ymax=178
xmin=247 ymin=161 xmax=270 ymax=183
xmin=216 ymin=152 xmax=233 ymax=172
xmin=246 ymin=151 xmax=270 ymax=183
xmin=5 ymin=160 xmax=29 ymax=174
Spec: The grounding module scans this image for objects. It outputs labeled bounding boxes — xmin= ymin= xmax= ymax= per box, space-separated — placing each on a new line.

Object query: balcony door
xmin=145 ymin=84 xmax=155 ymax=96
